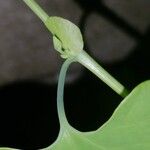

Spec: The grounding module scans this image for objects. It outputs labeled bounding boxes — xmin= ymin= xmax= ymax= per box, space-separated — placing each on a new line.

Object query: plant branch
xmin=23 ymin=0 xmax=49 ymax=22
xmin=22 ymin=1 xmax=128 ymax=98
xmin=76 ymin=50 xmax=129 ymax=98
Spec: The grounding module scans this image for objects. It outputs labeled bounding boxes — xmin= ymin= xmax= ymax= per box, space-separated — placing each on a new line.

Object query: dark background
xmin=0 ymin=0 xmax=150 ymax=149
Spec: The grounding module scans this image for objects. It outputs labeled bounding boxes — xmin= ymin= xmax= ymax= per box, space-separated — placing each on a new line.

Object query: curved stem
xmin=76 ymin=50 xmax=129 ymax=98
xmin=57 ymin=58 xmax=75 ymax=129
xmin=23 ymin=0 xmax=49 ymax=22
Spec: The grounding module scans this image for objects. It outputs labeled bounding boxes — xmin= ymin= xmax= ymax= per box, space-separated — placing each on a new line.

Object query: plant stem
xmin=22 ymin=0 xmax=128 ymax=98
xmin=57 ymin=58 xmax=75 ymax=129
xmin=23 ymin=0 xmax=49 ymax=22
xmin=76 ymin=50 xmax=128 ymax=98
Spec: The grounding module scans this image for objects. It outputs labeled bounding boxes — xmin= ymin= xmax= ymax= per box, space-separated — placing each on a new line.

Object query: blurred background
xmin=0 ymin=0 xmax=149 ymax=149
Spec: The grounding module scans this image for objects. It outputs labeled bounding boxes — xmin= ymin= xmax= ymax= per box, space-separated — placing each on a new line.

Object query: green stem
xmin=76 ymin=50 xmax=128 ymax=98
xmin=57 ymin=58 xmax=75 ymax=129
xmin=22 ymin=0 xmax=128 ymax=98
xmin=23 ymin=0 xmax=49 ymax=22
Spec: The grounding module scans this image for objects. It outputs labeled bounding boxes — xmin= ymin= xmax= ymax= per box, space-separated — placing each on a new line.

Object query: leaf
xmin=44 ymin=17 xmax=84 ymax=57
xmin=1 ymin=81 xmax=150 ymax=150
xmin=44 ymin=80 xmax=150 ymax=150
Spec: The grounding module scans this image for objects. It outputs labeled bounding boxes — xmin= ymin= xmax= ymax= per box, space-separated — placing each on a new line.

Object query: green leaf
xmin=45 ymin=17 xmax=84 ymax=58
xmin=44 ymin=80 xmax=150 ymax=150
xmin=1 ymin=81 xmax=150 ymax=150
